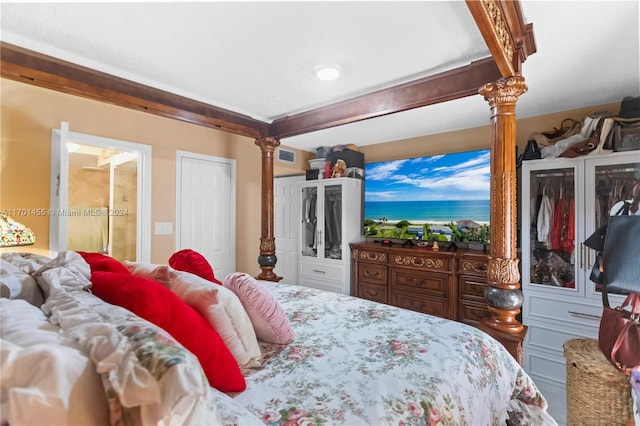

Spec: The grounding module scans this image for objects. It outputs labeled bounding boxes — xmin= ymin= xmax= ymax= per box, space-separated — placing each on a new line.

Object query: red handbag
xmin=598 ymin=292 xmax=640 ymax=374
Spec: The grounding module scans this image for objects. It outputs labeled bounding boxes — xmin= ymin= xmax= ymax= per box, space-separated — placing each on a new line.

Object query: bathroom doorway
xmin=50 ymin=122 xmax=151 ymax=262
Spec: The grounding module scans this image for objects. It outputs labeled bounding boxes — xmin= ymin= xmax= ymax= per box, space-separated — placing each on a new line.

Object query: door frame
xmin=175 ymin=150 xmax=236 ymax=273
xmin=50 ymin=122 xmax=152 ymax=261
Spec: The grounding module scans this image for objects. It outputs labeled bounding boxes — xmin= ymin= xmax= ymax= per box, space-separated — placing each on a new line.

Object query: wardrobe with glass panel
xmin=520 ymin=152 xmax=640 ymax=424
xmin=299 ymin=177 xmax=363 ymax=294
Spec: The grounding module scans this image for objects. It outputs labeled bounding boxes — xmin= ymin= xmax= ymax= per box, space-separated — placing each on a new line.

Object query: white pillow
xmin=168 ymin=270 xmax=262 ymax=368
xmin=0 ymin=259 xmax=45 ymax=307
xmin=124 ymin=261 xmax=263 ymax=368
xmin=0 ymin=298 xmax=109 ymax=426
xmin=124 ymin=260 xmax=172 ymax=286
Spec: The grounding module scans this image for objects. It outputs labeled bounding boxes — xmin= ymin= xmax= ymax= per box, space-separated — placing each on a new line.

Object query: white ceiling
xmin=1 ymin=1 xmax=638 ymax=153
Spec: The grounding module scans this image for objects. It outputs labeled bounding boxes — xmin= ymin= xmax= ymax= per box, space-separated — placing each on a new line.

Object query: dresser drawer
xmin=390 ymin=253 xmax=451 ymax=272
xmin=458 ymin=257 xmax=488 ymax=276
xmin=525 ymin=321 xmax=597 ymax=355
xmin=391 ymin=292 xmax=448 ymax=318
xmin=358 ymin=262 xmax=387 ymax=286
xmin=458 ymin=300 xmax=491 ymax=326
xmin=391 ymin=269 xmax=448 ymax=298
xmin=298 ymin=276 xmax=347 ymax=295
xmin=524 ymin=293 xmax=602 ymax=330
xmin=299 ymin=262 xmax=345 ymax=282
xmin=458 ymin=275 xmax=487 ymax=302
xmin=358 ymin=282 xmax=387 ymax=304
xmin=356 ymin=249 xmax=388 ymax=264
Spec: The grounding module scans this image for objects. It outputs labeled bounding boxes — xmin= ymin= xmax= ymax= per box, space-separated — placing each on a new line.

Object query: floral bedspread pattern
xmin=234 ymin=282 xmax=557 ymax=426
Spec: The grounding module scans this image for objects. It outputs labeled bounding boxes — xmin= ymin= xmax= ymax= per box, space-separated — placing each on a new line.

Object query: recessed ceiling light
xmin=315 ymin=64 xmax=342 ymax=81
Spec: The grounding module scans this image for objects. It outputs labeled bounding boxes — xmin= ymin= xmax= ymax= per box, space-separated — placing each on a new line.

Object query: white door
xmin=176 ymin=151 xmax=235 ymax=280
xmin=274 ymin=175 xmax=304 ymax=284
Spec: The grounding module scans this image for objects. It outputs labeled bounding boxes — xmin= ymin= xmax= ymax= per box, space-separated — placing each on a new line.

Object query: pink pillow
xmin=222 ymin=272 xmax=294 ymax=345
xmin=169 ymin=249 xmax=221 ymax=285
xmin=89 ymin=271 xmax=246 ymax=392
xmin=76 ymin=252 xmax=130 ymax=275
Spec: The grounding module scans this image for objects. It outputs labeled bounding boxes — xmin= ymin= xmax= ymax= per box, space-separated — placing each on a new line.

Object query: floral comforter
xmin=233 ymin=282 xmax=557 ymax=426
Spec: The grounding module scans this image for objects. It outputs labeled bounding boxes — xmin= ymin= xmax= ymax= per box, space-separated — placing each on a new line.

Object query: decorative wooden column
xmin=255 ymin=136 xmax=282 ymax=282
xmin=478 ymin=75 xmax=528 ymax=363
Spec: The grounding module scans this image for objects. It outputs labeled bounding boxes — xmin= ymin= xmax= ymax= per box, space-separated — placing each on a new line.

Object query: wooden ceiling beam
xmin=268 ymin=58 xmax=502 ymax=139
xmin=0 ymin=42 xmax=270 ymax=139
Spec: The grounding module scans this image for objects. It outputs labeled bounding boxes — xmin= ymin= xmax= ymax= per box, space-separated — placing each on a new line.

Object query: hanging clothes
xmin=324 ymin=194 xmax=342 ymax=246
xmin=537 ymin=186 xmax=554 ymax=247
xmin=561 ymin=197 xmax=575 ymax=255
xmin=550 ymin=186 xmax=565 ymax=252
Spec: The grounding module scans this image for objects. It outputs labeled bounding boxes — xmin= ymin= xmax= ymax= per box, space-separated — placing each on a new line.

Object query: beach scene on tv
xmin=364 ymin=149 xmax=490 ymax=245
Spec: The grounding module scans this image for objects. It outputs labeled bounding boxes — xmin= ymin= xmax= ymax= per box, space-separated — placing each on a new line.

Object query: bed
xmin=1 ymin=250 xmax=556 ymax=425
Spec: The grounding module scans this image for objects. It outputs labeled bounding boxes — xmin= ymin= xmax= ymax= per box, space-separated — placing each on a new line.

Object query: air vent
xmin=277 ymin=148 xmax=296 ymax=164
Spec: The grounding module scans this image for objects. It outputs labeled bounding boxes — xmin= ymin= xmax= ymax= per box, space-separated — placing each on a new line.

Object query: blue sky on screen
xmin=364 ymin=149 xmax=491 ymax=202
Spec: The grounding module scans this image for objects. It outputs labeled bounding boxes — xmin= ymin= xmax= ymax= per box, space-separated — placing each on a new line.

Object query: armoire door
xmin=274 ymin=175 xmax=304 ymax=284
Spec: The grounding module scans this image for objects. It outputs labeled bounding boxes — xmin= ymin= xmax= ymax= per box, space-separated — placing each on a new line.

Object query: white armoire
xmin=520 ymin=151 xmax=640 ymax=424
xmin=298 ymin=177 xmax=363 ymax=294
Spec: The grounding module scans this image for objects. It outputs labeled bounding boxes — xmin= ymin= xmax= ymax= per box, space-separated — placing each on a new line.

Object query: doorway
xmin=51 ymin=122 xmax=151 ymax=262
xmin=176 ymin=150 xmax=235 ymax=280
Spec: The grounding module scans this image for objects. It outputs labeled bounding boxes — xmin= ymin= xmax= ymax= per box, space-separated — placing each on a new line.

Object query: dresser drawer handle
xmin=568 ymin=311 xmax=601 ymax=320
xmin=365 ymin=289 xmax=380 ymax=297
xmin=364 ymin=270 xmax=380 ymax=278
xmin=312 ymin=269 xmax=326 ymax=274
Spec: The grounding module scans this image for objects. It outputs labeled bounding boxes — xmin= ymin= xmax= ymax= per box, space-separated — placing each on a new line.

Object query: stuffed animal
xmin=331 ymin=159 xmax=347 ymax=178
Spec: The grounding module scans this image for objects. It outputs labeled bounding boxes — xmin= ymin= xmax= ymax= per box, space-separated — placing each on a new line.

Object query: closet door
xmin=521 ymin=159 xmax=583 ymax=297
xmin=583 ymin=155 xmax=640 ymax=304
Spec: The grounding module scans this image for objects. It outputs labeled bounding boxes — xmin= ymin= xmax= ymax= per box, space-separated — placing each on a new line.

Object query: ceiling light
xmin=315 ymin=65 xmax=341 ymax=81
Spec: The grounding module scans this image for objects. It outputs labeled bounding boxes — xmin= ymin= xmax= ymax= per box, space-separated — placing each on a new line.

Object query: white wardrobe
xmin=520 ymin=151 xmax=640 ymax=424
xmin=298 ymin=177 xmax=364 ymax=295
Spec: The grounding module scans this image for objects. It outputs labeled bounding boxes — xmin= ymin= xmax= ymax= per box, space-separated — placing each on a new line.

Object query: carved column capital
xmin=255 ymin=136 xmax=280 ymax=152
xmin=479 ymin=75 xmax=527 ymax=107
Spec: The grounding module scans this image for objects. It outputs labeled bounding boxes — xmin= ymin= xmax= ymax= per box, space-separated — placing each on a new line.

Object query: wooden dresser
xmin=350 ymin=243 xmax=491 ymax=326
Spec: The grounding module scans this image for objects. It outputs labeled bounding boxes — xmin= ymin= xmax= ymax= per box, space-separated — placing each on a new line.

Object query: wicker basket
xmin=563 ymin=338 xmax=632 ymax=425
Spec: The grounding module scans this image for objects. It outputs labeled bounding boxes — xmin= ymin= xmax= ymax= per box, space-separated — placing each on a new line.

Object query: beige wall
xmin=1 ymin=76 xmax=619 ymax=272
xmin=0 ymin=78 xmax=265 ymax=273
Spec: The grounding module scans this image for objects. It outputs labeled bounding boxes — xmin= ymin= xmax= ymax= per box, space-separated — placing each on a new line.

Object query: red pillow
xmin=89 ymin=271 xmax=245 ymax=392
xmin=168 ymin=249 xmax=221 ymax=284
xmin=76 ymin=252 xmax=130 ymax=274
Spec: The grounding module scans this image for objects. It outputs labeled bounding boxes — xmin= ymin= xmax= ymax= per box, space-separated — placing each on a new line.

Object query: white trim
xmin=175 ymin=150 xmax=236 ymax=272
xmin=50 ymin=122 xmax=152 ymax=262
xmin=49 ymin=123 xmax=69 ymax=257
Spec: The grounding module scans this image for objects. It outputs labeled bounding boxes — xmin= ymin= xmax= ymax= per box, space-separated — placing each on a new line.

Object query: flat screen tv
xmin=364 ymin=149 xmax=491 ymax=244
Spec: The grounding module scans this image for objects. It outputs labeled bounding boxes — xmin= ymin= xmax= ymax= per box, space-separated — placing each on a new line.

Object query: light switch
xmin=155 ymin=222 xmax=173 ymax=235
